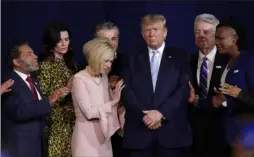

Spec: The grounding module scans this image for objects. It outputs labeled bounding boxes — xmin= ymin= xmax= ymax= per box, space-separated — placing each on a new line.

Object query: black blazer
xmin=188 ymin=51 xmax=231 ymax=157
xmin=109 ymin=53 xmax=129 ymax=78
xmin=189 ymin=51 xmax=229 ymax=112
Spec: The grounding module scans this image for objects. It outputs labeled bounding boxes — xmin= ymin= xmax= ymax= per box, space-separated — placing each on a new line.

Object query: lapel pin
xmin=234 ymin=69 xmax=239 ymax=73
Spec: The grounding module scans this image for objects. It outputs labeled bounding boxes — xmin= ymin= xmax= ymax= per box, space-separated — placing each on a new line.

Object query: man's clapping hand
xmin=48 ymin=87 xmax=70 ymax=105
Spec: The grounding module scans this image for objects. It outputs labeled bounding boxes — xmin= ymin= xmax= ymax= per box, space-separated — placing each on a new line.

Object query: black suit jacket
xmin=189 ymin=51 xmax=230 ymax=156
xmin=189 ymin=51 xmax=229 ymax=112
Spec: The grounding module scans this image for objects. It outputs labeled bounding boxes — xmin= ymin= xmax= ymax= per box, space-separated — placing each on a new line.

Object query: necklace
xmin=85 ymin=67 xmax=101 ymax=85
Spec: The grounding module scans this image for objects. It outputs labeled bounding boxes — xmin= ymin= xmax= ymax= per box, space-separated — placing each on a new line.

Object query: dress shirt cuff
xmin=222 ymin=101 xmax=227 ymax=107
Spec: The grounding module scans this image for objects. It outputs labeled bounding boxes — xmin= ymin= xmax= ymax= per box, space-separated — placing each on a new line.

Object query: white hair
xmin=194 ymin=13 xmax=219 ymax=32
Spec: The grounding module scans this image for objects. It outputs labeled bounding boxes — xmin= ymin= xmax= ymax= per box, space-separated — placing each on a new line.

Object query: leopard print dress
xmin=37 ymin=58 xmax=76 ymax=157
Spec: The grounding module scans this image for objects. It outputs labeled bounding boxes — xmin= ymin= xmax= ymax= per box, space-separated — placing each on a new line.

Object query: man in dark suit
xmin=2 ymin=41 xmax=70 ymax=157
xmin=188 ymin=13 xmax=230 ymax=157
xmin=78 ymin=21 xmax=127 ymax=79
xmin=78 ymin=21 xmax=127 ymax=157
xmin=122 ymin=14 xmax=192 ymax=157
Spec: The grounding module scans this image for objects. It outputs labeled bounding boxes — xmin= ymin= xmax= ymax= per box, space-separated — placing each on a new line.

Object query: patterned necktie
xmin=26 ymin=76 xmax=38 ymax=100
xmin=200 ymin=57 xmax=208 ymax=98
xmin=151 ymin=50 xmax=159 ymax=91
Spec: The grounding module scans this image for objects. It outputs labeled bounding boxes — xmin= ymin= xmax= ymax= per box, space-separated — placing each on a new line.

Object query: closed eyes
xmin=104 ymin=59 xmax=113 ymax=63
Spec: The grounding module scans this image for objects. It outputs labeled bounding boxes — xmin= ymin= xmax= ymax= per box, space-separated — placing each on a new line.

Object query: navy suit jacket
xmin=224 ymin=52 xmax=254 ymax=144
xmin=2 ymin=70 xmax=52 ymax=157
xmin=122 ymin=46 xmax=192 ymax=149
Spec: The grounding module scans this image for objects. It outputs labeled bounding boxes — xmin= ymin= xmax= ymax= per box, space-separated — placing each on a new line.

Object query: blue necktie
xmin=151 ymin=50 xmax=159 ymax=91
xmin=200 ymin=57 xmax=208 ymax=97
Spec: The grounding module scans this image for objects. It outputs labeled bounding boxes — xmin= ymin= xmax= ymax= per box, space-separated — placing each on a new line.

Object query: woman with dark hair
xmin=36 ymin=22 xmax=77 ymax=157
xmin=214 ymin=19 xmax=254 ymax=156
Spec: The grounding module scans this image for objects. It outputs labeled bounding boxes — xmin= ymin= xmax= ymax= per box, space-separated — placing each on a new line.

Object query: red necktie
xmin=26 ymin=76 xmax=38 ymax=100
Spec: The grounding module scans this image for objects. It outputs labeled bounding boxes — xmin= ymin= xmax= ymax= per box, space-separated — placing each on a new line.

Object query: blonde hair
xmin=140 ymin=14 xmax=167 ymax=28
xmin=83 ymin=37 xmax=115 ymax=74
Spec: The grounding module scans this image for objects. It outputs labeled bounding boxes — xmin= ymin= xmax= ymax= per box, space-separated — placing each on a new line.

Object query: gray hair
xmin=194 ymin=13 xmax=219 ymax=32
xmin=94 ymin=21 xmax=120 ymax=37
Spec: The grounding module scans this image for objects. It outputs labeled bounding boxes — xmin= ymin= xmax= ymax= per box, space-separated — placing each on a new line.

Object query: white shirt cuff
xmin=222 ymin=101 xmax=227 ymax=107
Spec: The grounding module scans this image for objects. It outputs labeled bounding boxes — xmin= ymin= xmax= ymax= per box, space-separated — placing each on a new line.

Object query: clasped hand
xmin=143 ymin=110 xmax=163 ymax=130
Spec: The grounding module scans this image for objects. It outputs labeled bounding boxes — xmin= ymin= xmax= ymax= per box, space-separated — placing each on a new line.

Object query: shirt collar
xmin=148 ymin=41 xmax=165 ymax=54
xmin=14 ymin=70 xmax=30 ymax=81
xmin=199 ymin=46 xmax=217 ymax=62
xmin=115 ymin=51 xmax=117 ymax=59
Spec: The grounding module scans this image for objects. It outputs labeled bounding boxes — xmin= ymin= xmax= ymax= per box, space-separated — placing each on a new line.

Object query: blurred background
xmin=1 ymin=1 xmax=254 ymax=75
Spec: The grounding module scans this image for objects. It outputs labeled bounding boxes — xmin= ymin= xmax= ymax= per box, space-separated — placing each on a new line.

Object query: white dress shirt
xmin=197 ymin=46 xmax=217 ymax=91
xmin=114 ymin=51 xmax=117 ymax=59
xmin=220 ymin=64 xmax=230 ymax=85
xmin=220 ymin=64 xmax=230 ymax=107
xmin=14 ymin=70 xmax=42 ymax=100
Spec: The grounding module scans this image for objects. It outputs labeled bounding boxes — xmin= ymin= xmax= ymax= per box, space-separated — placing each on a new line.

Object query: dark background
xmin=2 ymin=1 xmax=254 ymax=75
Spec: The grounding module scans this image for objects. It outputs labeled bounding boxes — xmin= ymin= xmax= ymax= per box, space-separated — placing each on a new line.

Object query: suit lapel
xmin=191 ymin=53 xmax=199 ymax=93
xmin=32 ymin=77 xmax=44 ymax=98
xmin=154 ymin=48 xmax=175 ymax=104
xmin=226 ymin=52 xmax=244 ymax=83
xmin=192 ymin=51 xmax=229 ymax=96
xmin=208 ymin=51 xmax=229 ymax=95
xmin=229 ymin=52 xmax=243 ymax=71
xmin=30 ymin=73 xmax=42 ymax=95
xmin=11 ymin=71 xmax=35 ymax=99
xmin=138 ymin=48 xmax=154 ymax=96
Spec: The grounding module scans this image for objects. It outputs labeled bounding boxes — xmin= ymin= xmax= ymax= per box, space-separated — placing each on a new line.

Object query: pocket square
xmin=234 ymin=69 xmax=239 ymax=73
xmin=216 ymin=65 xmax=222 ymax=69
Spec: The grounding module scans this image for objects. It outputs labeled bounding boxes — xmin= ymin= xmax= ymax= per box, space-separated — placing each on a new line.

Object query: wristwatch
xmin=161 ymin=116 xmax=168 ymax=124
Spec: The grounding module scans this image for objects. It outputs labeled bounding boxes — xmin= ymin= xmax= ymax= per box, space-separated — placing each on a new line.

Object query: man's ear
xmin=141 ymin=31 xmax=145 ymax=40
xmin=13 ymin=59 xmax=20 ymax=67
xmin=232 ymin=34 xmax=239 ymax=44
xmin=163 ymin=27 xmax=168 ymax=39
